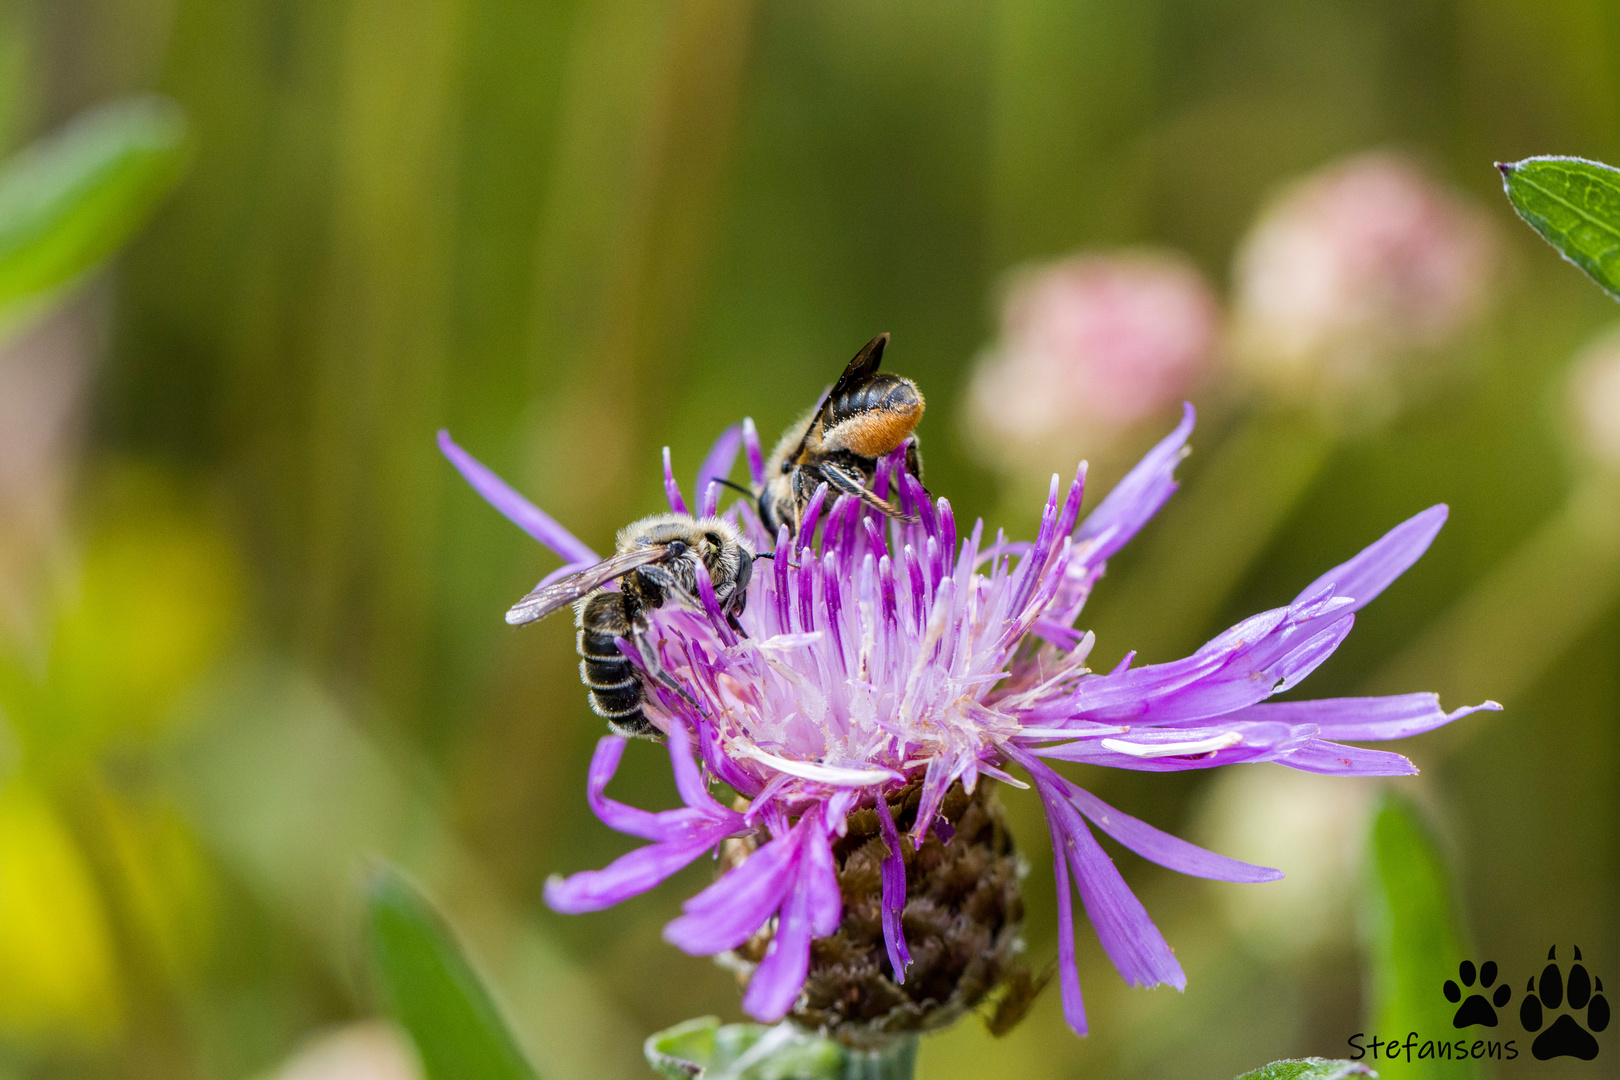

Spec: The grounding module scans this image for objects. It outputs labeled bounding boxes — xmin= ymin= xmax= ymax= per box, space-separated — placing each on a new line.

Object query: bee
xmin=758 ymin=332 xmax=925 ymax=535
xmin=505 ymin=513 xmax=755 ymax=739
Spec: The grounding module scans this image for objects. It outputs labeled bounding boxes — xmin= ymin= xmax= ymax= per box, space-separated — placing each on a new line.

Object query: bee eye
xmin=780 ymin=461 xmax=792 ymax=474
xmin=704 ymin=531 xmax=724 ymax=548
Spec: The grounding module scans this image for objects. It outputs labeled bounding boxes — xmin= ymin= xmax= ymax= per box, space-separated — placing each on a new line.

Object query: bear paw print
xmin=1445 ymin=959 xmax=1511 ymax=1027
xmin=1520 ymin=945 xmax=1609 ymax=1061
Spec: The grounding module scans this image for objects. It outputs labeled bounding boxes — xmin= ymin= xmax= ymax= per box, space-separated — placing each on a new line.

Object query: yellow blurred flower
xmin=0 ymin=779 xmax=120 ymax=1039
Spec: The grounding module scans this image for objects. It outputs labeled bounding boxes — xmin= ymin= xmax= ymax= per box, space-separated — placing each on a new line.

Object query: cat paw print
xmin=1520 ymin=945 xmax=1609 ymax=1061
xmin=1445 ymin=959 xmax=1511 ymax=1027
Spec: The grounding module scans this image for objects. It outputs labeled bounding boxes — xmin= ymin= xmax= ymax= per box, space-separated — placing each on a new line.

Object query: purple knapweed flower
xmin=438 ymin=407 xmax=1498 ymax=1038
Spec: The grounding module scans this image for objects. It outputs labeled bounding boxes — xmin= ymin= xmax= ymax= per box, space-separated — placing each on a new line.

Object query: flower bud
xmin=965 ymin=251 xmax=1220 ymax=470
xmin=1232 ymin=151 xmax=1496 ymax=411
xmin=1566 ymin=326 xmax=1620 ymax=472
xmin=725 ymin=781 xmax=1038 ymax=1047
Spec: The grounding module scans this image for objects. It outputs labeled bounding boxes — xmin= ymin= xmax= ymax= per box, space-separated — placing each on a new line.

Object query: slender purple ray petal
xmin=1225 ymin=693 xmax=1500 ymax=741
xmin=663 ymin=447 xmax=690 ymax=515
xmin=543 ymin=834 xmax=719 ymax=913
xmin=1282 ymin=740 xmax=1419 ymax=775
xmin=875 ymin=795 xmax=912 ymax=980
xmin=583 ymin=737 xmax=672 ymax=842
xmin=1064 ymin=780 xmax=1281 ymax=883
xmin=666 ymin=721 xmax=727 ymax=814
xmin=742 ymin=866 xmax=815 ymax=1022
xmin=742 ymin=417 xmax=766 ymax=488
xmin=1293 ymin=505 xmax=1447 ymax=612
xmin=1050 ymin=827 xmax=1088 ymax=1036
xmin=1043 ymin=593 xmax=1358 ymax=729
xmin=696 ymin=424 xmax=743 ymax=517
xmin=802 ymin=814 xmax=843 ymax=937
xmin=1053 ymin=795 xmax=1185 ymax=989
xmin=664 ymin=827 xmax=800 ymax=954
xmin=1073 ymin=403 xmax=1194 ymax=563
xmin=438 ymin=430 xmax=598 ymax=564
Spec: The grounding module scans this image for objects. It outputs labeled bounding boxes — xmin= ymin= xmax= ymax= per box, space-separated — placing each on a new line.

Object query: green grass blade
xmin=0 ymin=94 xmax=189 ymax=311
xmin=1233 ymin=1059 xmax=1375 ymax=1080
xmin=367 ymin=866 xmax=540 ymax=1080
xmin=1498 ymin=155 xmax=1620 ymax=302
xmin=1362 ymin=794 xmax=1481 ymax=1080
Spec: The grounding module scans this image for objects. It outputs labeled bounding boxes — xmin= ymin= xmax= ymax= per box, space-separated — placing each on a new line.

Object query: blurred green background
xmin=0 ymin=1 xmax=1616 ymax=1078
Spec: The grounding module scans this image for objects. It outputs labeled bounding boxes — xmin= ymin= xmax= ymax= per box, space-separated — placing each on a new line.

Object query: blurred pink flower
xmin=966 ymin=251 xmax=1220 ymax=468
xmin=1233 ymin=151 xmax=1496 ymax=402
xmin=1567 ymin=326 xmax=1620 ymax=471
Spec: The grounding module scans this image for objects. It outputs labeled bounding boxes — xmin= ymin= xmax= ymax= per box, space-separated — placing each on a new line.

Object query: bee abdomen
xmin=576 ymin=592 xmax=655 ymax=739
xmin=827 ymin=373 xmax=923 ymax=426
xmin=822 ymin=374 xmax=924 ymax=460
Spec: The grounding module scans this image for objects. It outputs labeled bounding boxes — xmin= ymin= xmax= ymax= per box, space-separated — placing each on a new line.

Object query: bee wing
xmin=787 ymin=333 xmax=891 ymax=466
xmin=825 ymin=332 xmax=889 ymax=405
xmin=505 ymin=545 xmax=672 ymax=626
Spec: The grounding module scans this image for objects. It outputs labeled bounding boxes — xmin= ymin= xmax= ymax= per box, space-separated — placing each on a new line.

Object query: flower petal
xmin=1282 ymin=739 xmax=1419 ymax=775
xmin=1050 ymin=830 xmax=1089 ymax=1036
xmin=663 ymin=446 xmax=689 ymax=515
xmin=742 ymin=417 xmax=766 ymax=489
xmin=583 ymin=737 xmax=672 ymax=841
xmin=875 ymin=794 xmax=912 ymax=981
xmin=801 ymin=813 xmax=843 ymax=938
xmin=1063 ymin=780 xmax=1281 ymax=883
xmin=1293 ymin=505 xmax=1447 ymax=612
xmin=438 ymin=430 xmax=597 ymax=565
xmin=543 ymin=834 xmax=719 ymax=913
xmin=741 ymin=866 xmax=815 ymax=1022
xmin=1224 ymin=693 xmax=1500 ymax=741
xmin=1016 ymin=750 xmax=1186 ymax=991
xmin=666 ymin=721 xmax=734 ymax=817
xmin=696 ymin=423 xmax=743 ymax=517
xmin=1056 ymin=797 xmax=1185 ymax=990
xmin=663 ymin=832 xmax=798 ymax=955
xmin=1073 ymin=402 xmax=1194 ymax=565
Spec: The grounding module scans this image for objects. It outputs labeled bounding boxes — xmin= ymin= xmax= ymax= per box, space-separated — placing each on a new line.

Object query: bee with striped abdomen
xmin=505 ymin=513 xmax=754 ymax=738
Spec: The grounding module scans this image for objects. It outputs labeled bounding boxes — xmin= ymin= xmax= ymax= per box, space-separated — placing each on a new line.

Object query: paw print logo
xmin=1520 ymin=945 xmax=1609 ymax=1061
xmin=1444 ymin=959 xmax=1511 ymax=1027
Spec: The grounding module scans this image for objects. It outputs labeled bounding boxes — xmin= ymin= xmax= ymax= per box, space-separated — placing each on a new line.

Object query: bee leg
xmin=821 ymin=461 xmax=919 ymax=522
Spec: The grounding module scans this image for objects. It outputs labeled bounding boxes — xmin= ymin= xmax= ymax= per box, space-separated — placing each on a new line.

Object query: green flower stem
xmin=842 ymin=1037 xmax=918 ymax=1080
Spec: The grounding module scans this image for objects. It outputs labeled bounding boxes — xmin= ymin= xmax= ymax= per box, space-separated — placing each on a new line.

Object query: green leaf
xmin=1234 ymin=1059 xmax=1377 ymax=1080
xmin=1498 ymin=155 xmax=1620 ymax=302
xmin=366 ymin=865 xmax=540 ymax=1080
xmin=0 ymin=94 xmax=189 ymax=313
xmin=643 ymin=1017 xmax=850 ymax=1080
xmin=1362 ymin=794 xmax=1480 ymax=1080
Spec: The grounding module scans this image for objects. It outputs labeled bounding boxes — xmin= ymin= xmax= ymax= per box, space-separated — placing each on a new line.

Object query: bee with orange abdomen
xmin=757 ymin=333 xmax=926 ymax=535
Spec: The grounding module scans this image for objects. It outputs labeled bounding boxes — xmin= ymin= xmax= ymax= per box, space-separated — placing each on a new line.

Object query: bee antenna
xmin=708 ymin=476 xmax=755 ymax=499
xmin=754 ymin=551 xmax=775 ymax=561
